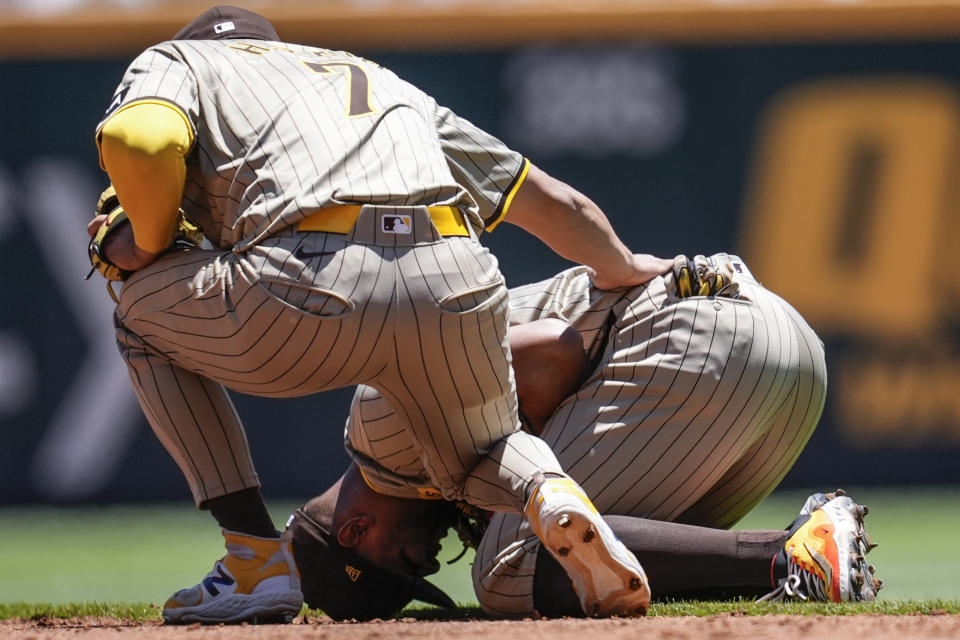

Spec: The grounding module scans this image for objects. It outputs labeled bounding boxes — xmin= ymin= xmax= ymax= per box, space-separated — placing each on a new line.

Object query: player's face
xmin=354 ymin=498 xmax=457 ymax=577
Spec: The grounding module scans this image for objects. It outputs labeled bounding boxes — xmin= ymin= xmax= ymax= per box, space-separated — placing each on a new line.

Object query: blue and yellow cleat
xmin=162 ymin=529 xmax=303 ymax=624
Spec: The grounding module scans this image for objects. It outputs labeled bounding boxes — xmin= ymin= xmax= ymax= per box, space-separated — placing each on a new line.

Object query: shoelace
xmin=757 ymin=560 xmax=829 ymax=602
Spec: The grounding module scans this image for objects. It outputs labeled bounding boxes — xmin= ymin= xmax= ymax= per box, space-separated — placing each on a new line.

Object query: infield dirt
xmin=4 ymin=613 xmax=960 ymax=640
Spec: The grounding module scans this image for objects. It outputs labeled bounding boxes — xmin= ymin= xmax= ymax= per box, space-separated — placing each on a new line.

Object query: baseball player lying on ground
xmin=86 ymin=4 xmax=662 ymax=624
xmin=283 ymin=256 xmax=882 ymax=620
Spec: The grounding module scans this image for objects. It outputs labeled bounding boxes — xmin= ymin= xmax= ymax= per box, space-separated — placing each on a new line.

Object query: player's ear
xmin=336 ymin=515 xmax=375 ymax=548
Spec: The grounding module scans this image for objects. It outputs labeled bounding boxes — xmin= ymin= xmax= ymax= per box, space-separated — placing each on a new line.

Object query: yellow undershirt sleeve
xmin=97 ymin=100 xmax=194 ymax=253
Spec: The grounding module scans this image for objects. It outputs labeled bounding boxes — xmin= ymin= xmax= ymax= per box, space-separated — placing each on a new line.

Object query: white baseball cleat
xmin=525 ymin=477 xmax=651 ymax=616
xmin=162 ymin=529 xmax=303 ymax=624
xmin=758 ymin=490 xmax=881 ymax=603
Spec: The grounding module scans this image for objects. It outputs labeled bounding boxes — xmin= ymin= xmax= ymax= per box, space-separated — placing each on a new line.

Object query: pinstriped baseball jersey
xmin=343 ymin=254 xmax=827 ymax=617
xmin=96 ymin=40 xmax=525 ymax=250
xmin=99 ymin=38 xmax=560 ymax=513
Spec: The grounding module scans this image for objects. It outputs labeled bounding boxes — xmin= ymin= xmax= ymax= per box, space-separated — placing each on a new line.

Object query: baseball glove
xmin=449 ymin=501 xmax=492 ymax=563
xmin=673 ymin=254 xmax=740 ymax=299
xmin=86 ymin=185 xmax=204 ymax=302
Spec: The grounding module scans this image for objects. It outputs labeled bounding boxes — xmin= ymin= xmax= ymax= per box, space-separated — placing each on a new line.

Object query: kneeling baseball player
xmin=87 ymin=5 xmax=662 ymax=624
xmin=284 ymin=256 xmax=882 ymax=619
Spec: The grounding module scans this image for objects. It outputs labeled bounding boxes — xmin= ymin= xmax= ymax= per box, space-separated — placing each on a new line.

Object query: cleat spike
xmin=557 ymin=546 xmax=570 ymax=556
xmin=868 ymin=564 xmax=876 ymax=574
xmin=583 ymin=525 xmax=596 ymax=542
xmin=629 ymin=577 xmax=643 ymax=590
xmin=851 ymin=569 xmax=864 ymax=587
xmin=558 ymin=514 xmax=571 ymax=528
xmin=867 ymin=542 xmax=878 ymax=551
xmin=835 ymin=488 xmax=846 ymax=496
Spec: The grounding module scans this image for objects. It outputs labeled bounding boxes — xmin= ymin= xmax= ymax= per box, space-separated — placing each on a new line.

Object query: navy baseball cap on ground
xmin=286 ymin=508 xmax=457 ymax=621
xmin=172 ymin=5 xmax=280 ymax=41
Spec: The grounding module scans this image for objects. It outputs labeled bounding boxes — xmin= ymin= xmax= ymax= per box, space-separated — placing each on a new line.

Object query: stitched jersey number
xmin=304 ymin=61 xmax=375 ymax=117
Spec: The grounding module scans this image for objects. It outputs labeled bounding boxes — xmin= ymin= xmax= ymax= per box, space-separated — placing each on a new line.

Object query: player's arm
xmin=94 ymin=100 xmax=194 ymax=270
xmin=433 ymin=102 xmax=669 ymax=288
xmin=504 ymin=164 xmax=672 ymax=290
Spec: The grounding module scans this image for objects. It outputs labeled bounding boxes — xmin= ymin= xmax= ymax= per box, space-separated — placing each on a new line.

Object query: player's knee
xmin=554 ymin=322 xmax=585 ymax=358
xmin=511 ymin=318 xmax=582 ymax=355
xmin=512 ymin=319 xmax=588 ymax=433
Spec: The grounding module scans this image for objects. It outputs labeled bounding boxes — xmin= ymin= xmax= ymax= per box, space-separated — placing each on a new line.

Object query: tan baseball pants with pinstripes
xmin=473 ymin=258 xmax=827 ymax=616
xmin=112 ymin=205 xmax=564 ymax=509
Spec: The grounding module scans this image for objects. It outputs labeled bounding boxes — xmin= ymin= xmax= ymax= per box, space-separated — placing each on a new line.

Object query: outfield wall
xmin=2 ymin=1 xmax=959 ymax=504
xmin=7 ymin=0 xmax=960 ymax=59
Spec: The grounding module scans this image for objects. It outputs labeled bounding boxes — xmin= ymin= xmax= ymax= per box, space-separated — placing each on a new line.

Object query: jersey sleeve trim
xmin=484 ymin=157 xmax=530 ymax=232
xmin=95 ymin=97 xmax=195 ymax=170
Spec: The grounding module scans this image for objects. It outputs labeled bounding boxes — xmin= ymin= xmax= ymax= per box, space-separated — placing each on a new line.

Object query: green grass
xmin=1 ymin=486 xmax=958 ymax=618
xmin=0 ymin=601 xmax=162 ymax=621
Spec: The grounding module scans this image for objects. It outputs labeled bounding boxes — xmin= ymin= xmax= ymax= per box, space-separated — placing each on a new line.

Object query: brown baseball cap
xmin=286 ymin=509 xmax=457 ymax=621
xmin=172 ymin=5 xmax=280 ymax=41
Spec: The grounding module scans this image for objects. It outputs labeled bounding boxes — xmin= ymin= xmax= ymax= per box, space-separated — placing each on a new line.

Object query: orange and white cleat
xmin=759 ymin=490 xmax=882 ymax=603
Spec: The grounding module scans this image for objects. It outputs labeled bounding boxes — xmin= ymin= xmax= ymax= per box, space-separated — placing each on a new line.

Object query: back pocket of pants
xmin=258 ymin=276 xmax=355 ymax=318
xmin=436 ymin=279 xmax=506 ymax=315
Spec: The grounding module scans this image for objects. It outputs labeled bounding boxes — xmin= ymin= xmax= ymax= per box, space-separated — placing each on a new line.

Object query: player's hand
xmin=589 ymin=253 xmax=673 ymax=290
xmin=673 ymin=254 xmax=741 ymax=299
xmin=87 ymin=213 xmax=160 ymax=272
